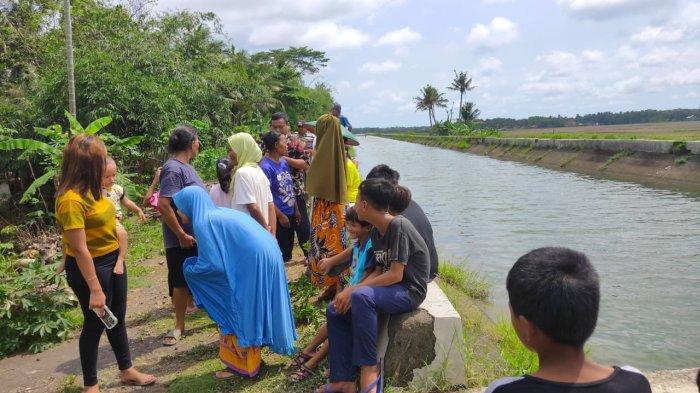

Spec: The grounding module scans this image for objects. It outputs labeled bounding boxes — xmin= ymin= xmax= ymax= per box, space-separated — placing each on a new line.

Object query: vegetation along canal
xmin=357 ymin=136 xmax=699 ymax=371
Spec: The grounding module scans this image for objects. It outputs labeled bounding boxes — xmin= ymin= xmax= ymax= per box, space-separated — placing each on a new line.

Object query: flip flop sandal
xmin=214 ymin=370 xmax=238 ymax=380
xmin=162 ymin=328 xmax=182 ymax=346
xmin=289 ymin=364 xmax=315 ymax=383
xmin=120 ymin=375 xmax=157 ymax=386
xmin=289 ymin=351 xmax=314 ymax=370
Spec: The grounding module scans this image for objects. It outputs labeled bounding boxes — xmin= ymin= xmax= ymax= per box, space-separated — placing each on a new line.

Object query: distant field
xmin=502 ymin=121 xmax=700 ymax=141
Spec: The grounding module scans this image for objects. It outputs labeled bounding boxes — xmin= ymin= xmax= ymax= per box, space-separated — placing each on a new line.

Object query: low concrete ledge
xmin=480 ymin=137 xmax=676 ymax=154
xmin=378 ymin=281 xmax=466 ymax=388
xmin=686 ymin=141 xmax=700 ymax=155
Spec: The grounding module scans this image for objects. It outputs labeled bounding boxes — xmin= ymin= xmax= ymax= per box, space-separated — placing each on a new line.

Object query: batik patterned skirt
xmin=219 ymin=334 xmax=261 ymax=378
xmin=308 ymin=197 xmax=347 ymax=288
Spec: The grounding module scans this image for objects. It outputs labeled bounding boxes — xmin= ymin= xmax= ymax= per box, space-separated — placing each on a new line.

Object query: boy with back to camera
xmin=485 ymin=247 xmax=651 ymax=393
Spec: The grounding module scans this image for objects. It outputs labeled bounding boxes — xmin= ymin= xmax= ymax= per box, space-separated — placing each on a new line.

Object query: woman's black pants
xmin=65 ymin=250 xmax=132 ymax=386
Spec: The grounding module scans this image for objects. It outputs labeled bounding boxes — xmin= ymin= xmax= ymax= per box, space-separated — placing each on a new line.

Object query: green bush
xmin=288 ymin=275 xmax=325 ymax=330
xmin=0 ymin=258 xmax=76 ymax=357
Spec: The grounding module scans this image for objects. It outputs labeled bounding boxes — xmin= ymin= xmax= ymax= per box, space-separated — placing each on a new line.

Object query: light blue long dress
xmin=173 ymin=186 xmax=297 ymax=355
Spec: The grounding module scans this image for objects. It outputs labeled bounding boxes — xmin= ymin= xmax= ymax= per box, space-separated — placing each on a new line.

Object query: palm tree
xmin=447 ymin=70 xmax=475 ymax=119
xmin=414 ymin=85 xmax=448 ymax=127
xmin=460 ymin=102 xmax=481 ymax=123
xmin=63 ymin=0 xmax=76 ymax=116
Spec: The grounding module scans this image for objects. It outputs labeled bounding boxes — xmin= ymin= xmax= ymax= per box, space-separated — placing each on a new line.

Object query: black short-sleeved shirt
xmin=371 ymin=215 xmax=430 ymax=307
xmin=400 ymin=200 xmax=438 ymax=280
xmin=484 ymin=366 xmax=652 ymax=393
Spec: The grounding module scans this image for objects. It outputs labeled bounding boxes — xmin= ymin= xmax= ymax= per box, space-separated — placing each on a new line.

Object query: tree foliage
xmin=0 ymin=0 xmax=334 ymax=203
xmin=447 ymin=70 xmax=475 ymax=117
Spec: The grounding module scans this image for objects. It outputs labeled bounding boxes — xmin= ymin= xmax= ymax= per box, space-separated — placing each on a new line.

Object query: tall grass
xmin=494 ymin=318 xmax=539 ymax=375
xmin=438 ymin=261 xmax=490 ymax=301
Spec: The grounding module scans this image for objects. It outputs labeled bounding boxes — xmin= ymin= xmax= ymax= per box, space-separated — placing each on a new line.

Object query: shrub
xmin=0 ymin=258 xmax=76 ymax=356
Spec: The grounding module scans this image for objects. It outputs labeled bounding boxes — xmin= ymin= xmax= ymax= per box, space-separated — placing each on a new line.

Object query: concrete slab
xmin=378 ymin=281 xmax=466 ymax=389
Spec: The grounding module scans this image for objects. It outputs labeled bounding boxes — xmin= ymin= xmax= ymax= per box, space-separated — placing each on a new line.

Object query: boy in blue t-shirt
xmin=485 ymin=247 xmax=651 ymax=393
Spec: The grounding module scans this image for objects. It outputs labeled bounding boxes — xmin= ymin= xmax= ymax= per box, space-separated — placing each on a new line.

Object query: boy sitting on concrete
xmin=485 ymin=247 xmax=651 ymax=393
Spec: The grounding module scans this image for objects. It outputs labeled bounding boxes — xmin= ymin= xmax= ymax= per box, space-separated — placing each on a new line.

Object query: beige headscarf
xmin=305 ymin=113 xmax=347 ymax=203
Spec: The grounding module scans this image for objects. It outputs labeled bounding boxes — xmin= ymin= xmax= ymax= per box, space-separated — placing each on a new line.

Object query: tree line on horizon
xmin=355 ymin=108 xmax=700 ymax=134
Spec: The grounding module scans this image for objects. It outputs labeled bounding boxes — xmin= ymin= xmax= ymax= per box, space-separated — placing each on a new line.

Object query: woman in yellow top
xmin=345 ymin=152 xmax=361 ymax=205
xmin=55 ymin=134 xmax=155 ymax=392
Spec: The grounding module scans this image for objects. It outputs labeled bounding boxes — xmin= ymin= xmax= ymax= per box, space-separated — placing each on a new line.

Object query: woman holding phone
xmin=55 ymin=134 xmax=155 ymax=392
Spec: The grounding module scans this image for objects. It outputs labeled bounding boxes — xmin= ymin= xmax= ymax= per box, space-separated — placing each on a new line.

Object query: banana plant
xmin=0 ymin=111 xmax=142 ymax=205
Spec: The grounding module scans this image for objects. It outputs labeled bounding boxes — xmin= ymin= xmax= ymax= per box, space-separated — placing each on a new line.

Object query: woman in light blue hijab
xmin=172 ymin=186 xmax=296 ymax=378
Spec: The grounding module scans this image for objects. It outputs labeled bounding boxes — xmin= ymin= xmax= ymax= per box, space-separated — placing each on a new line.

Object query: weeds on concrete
xmin=601 ymin=150 xmax=632 ymax=171
xmin=675 ymin=155 xmax=689 ymax=165
xmin=559 ymin=153 xmax=580 ymax=168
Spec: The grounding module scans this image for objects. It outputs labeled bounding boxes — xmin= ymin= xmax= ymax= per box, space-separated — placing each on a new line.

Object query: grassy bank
xmin=501 ymin=121 xmax=700 ymax=141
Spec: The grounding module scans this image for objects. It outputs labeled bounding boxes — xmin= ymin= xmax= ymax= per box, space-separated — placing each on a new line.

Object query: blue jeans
xmin=326 ymin=284 xmax=414 ymax=382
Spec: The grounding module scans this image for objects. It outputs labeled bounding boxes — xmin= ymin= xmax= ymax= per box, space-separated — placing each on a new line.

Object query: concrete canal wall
xmin=385 ymin=135 xmax=700 ymax=193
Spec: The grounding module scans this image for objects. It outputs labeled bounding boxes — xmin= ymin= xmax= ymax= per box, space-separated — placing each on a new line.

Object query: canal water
xmin=356 ymin=136 xmax=699 ymax=370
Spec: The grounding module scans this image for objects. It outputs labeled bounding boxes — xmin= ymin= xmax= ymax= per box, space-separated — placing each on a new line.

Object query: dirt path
xmin=0 ymin=255 xmax=308 ymax=393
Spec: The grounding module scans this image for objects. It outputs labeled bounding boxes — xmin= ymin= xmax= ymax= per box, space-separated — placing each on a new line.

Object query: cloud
xmin=638 ymin=48 xmax=679 ymax=67
xmin=630 ymin=26 xmax=684 ymax=44
xmin=336 ymin=80 xmax=352 ymax=89
xmin=557 ymin=0 xmax=670 ymax=18
xmin=476 ymin=56 xmax=504 ymax=74
xmin=629 ymin=3 xmax=700 ymax=45
xmin=581 ymin=49 xmax=604 ymax=62
xmin=467 ymin=17 xmax=518 ymax=48
xmin=156 ymin=0 xmax=405 ymax=49
xmin=359 ymin=80 xmax=376 ymax=89
xmin=375 ymin=27 xmax=422 ymax=46
xmin=248 ymin=22 xmax=369 ymax=49
xmin=359 ymin=60 xmax=401 ymax=73
xmin=482 ymin=0 xmax=513 ymax=3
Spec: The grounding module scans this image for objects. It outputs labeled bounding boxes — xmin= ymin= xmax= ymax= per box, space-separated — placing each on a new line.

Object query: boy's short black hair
xmin=507 ymin=247 xmax=600 ymax=348
xmin=345 ymin=206 xmax=370 ymax=227
xmin=366 ymin=164 xmax=400 ymax=186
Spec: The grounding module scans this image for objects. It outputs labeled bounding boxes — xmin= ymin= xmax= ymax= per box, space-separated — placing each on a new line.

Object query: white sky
xmin=154 ymin=0 xmax=700 ymax=127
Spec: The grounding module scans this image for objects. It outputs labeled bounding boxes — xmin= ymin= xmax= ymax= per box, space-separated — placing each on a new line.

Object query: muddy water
xmin=356 ymin=136 xmax=700 ymax=370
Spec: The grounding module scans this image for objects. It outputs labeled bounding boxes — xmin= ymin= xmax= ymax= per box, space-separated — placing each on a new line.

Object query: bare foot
xmin=82 ymin=385 xmax=99 ymax=393
xmin=315 ymin=382 xmax=355 ymax=393
xmin=119 ymin=367 xmax=156 ymax=386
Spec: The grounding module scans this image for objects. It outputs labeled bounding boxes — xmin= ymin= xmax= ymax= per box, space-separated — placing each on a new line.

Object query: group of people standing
xmin=54 ymin=103 xmax=439 ymax=393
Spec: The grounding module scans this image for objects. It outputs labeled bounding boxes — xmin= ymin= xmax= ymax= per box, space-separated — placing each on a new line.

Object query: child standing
xmin=102 ymin=157 xmax=146 ymax=274
xmin=485 ymin=247 xmax=652 ymax=393
xmin=289 ymin=207 xmax=374 ymax=382
xmin=57 ymin=157 xmax=145 ymax=275
xmin=209 ymin=157 xmax=233 ymax=208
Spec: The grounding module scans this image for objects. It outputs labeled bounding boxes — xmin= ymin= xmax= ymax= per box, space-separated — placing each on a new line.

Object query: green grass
xmin=122 ymin=216 xmax=163 ymax=263
xmin=438 ymin=261 xmax=490 ymax=301
xmin=494 ymin=319 xmax=538 ymax=375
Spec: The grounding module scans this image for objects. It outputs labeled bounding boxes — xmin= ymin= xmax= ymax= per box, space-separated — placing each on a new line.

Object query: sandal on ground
xmin=162 ymin=328 xmax=182 ymax=346
xmin=120 ymin=374 xmax=157 ymax=387
xmin=289 ymin=364 xmax=315 ymax=382
xmin=288 ymin=351 xmax=313 ymax=369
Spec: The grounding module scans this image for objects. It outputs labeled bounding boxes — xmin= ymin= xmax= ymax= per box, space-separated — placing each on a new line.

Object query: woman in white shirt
xmin=209 ymin=157 xmax=233 ymax=208
xmin=227 ymin=132 xmax=276 ymax=233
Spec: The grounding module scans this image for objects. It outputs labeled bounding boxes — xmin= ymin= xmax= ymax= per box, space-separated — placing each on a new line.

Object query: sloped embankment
xmin=387 ymin=135 xmax=700 ymax=193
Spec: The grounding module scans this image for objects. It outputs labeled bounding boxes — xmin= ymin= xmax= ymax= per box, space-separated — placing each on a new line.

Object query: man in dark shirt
xmin=366 ymin=164 xmax=439 ymax=280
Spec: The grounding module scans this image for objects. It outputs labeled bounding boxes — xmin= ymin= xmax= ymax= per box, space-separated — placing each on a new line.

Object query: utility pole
xmin=63 ymin=0 xmax=76 ymax=116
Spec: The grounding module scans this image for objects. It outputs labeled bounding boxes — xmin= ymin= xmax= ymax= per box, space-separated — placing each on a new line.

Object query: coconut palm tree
xmin=414 ymin=85 xmax=448 ymax=127
xmin=460 ymin=102 xmax=481 ymax=123
xmin=447 ymin=70 xmax=475 ymax=119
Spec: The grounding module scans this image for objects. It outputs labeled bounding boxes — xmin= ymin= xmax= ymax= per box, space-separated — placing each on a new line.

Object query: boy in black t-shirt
xmin=486 ymin=247 xmax=651 ymax=393
xmin=317 ymin=178 xmax=430 ymax=393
